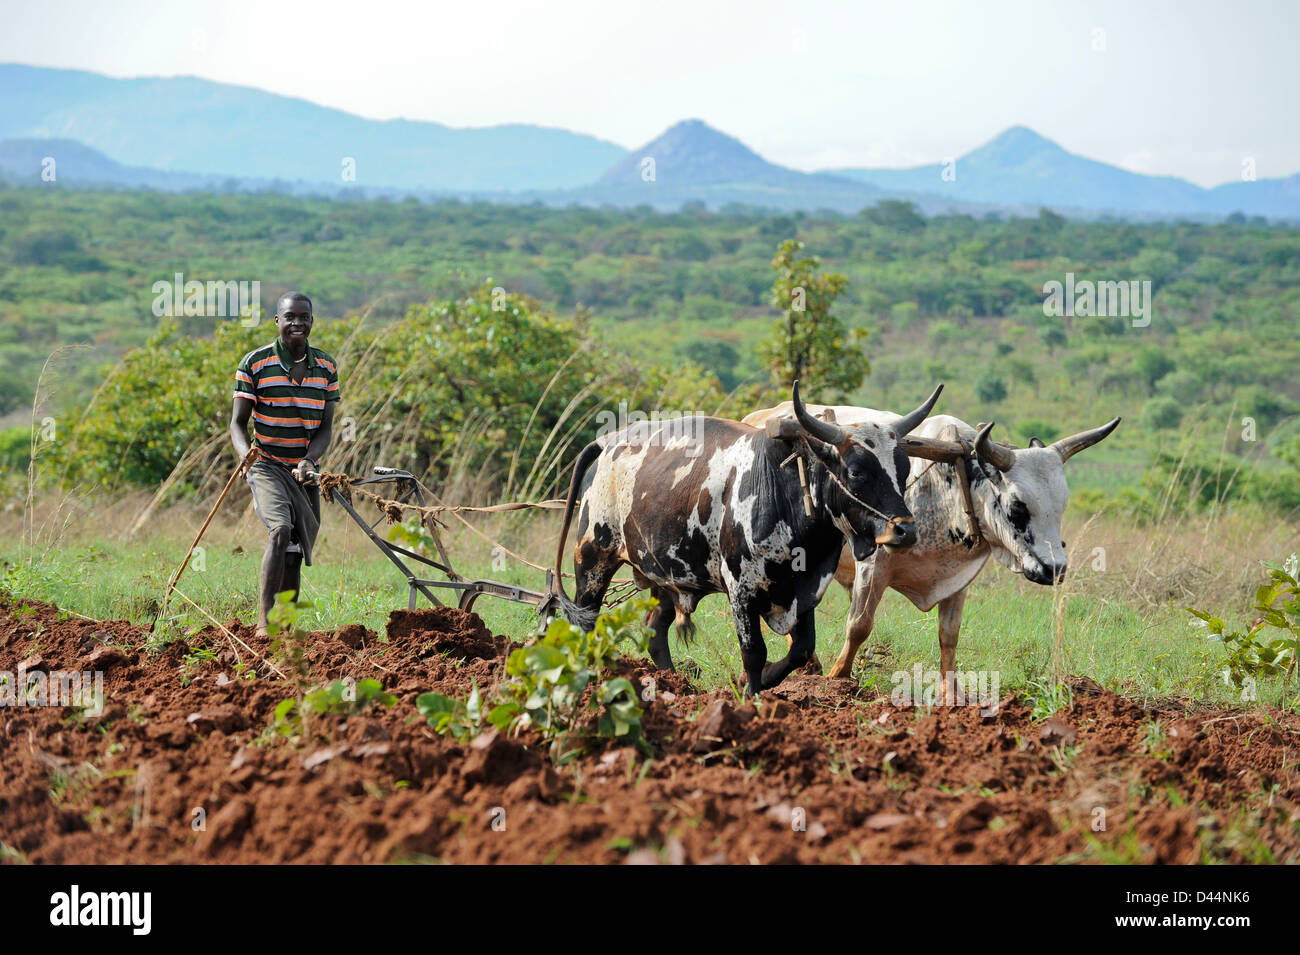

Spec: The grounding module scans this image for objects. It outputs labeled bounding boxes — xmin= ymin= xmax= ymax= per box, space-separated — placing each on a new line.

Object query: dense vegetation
xmin=2 ymin=186 xmax=1299 ymax=513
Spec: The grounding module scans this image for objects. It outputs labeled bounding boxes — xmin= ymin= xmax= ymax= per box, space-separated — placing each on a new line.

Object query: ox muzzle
xmin=1024 ymin=558 xmax=1067 ymax=585
xmin=873 ymin=518 xmax=917 ymax=554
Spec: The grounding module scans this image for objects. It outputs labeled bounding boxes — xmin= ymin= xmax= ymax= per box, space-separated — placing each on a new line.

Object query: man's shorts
xmin=245 ymin=459 xmax=322 ymax=565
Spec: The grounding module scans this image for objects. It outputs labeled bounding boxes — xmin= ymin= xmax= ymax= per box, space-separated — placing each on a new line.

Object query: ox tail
xmin=550 ymin=440 xmax=604 ymax=632
xmin=674 ymin=607 xmax=697 ymax=645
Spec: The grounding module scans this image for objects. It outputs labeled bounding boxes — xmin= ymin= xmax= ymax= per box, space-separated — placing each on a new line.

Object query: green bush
xmin=975 ymin=375 xmax=1007 ymax=403
xmin=1140 ymin=396 xmax=1183 ymax=431
xmin=1189 ymin=557 xmax=1299 ymax=697
xmin=418 ymin=599 xmax=656 ymax=761
xmin=0 ymin=426 xmax=28 ymax=472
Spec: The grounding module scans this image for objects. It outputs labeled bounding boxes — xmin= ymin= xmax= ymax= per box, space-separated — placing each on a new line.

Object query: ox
xmin=743 ymin=400 xmax=1120 ymax=693
xmin=549 ymin=382 xmax=945 ymax=695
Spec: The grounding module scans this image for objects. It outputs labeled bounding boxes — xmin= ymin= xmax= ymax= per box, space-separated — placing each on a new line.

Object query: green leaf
xmin=467 ymin=683 xmax=482 ymax=724
xmin=487 ymin=702 xmax=519 ymax=732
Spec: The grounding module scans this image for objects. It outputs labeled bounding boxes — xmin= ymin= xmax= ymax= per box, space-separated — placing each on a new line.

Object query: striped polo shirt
xmin=233 ymin=339 xmax=341 ymax=467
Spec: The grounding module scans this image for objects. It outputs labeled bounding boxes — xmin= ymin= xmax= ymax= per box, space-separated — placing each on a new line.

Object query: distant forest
xmin=2 ymin=188 xmax=1298 ymax=513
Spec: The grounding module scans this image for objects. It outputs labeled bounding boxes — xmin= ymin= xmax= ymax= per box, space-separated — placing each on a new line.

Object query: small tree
xmin=975 ymin=375 xmax=1007 ymax=404
xmin=758 ymin=239 xmax=869 ymax=401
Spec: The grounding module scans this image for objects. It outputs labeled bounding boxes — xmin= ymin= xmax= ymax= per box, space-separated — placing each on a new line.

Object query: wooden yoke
xmin=764 ymin=406 xmax=837 ymax=441
xmin=939 ymin=422 xmax=983 ymax=547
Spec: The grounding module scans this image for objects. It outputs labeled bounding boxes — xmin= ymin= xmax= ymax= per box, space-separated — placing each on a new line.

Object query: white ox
xmin=742 ymin=401 xmax=1120 ymax=686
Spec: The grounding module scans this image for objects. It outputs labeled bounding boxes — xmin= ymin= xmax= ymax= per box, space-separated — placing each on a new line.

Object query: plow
xmin=156 ymin=454 xmax=592 ymax=632
xmin=316 ymin=464 xmax=557 ymax=615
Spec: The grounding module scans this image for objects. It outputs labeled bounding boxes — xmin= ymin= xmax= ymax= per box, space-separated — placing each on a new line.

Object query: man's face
xmin=275 ymin=298 xmax=313 ymax=349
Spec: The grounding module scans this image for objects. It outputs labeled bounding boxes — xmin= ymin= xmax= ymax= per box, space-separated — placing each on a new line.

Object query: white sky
xmin=3 ymin=0 xmax=1296 ymax=186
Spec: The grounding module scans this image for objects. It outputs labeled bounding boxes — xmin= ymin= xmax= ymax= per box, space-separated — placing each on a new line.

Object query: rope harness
xmin=316 ymin=469 xmax=567 ymax=526
xmin=782 ymin=435 xmax=912 ymax=529
xmin=313 ymin=468 xmax=637 ymax=590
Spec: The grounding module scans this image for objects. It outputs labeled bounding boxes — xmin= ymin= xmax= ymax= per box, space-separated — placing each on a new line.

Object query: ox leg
xmin=646 ymin=587 xmax=676 ymax=671
xmin=733 ymin=605 xmax=766 ymax=697
xmin=937 ymin=589 xmax=967 ymax=706
xmin=784 ymin=544 xmax=856 ymax=674
xmin=763 ymin=613 xmax=817 ymax=690
xmin=782 ymin=632 xmax=823 ymax=674
xmin=827 ymin=571 xmax=886 ymax=680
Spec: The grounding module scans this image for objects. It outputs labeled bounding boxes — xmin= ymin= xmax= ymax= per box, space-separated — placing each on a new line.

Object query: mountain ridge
xmin=2 ymin=63 xmax=1296 ymax=220
xmin=0 ymin=63 xmax=628 ymax=192
xmin=827 ymin=125 xmax=1297 ymax=217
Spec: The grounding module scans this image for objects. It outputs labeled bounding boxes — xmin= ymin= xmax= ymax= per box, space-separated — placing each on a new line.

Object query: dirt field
xmin=2 ymin=594 xmax=1298 ymax=864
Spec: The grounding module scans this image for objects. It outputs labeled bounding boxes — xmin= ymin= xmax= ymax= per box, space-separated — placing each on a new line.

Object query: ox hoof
xmin=798 ymin=654 xmax=824 ymax=676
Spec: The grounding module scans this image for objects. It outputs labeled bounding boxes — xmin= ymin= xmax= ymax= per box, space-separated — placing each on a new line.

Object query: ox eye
xmin=863 ymin=439 xmax=875 ymax=449
xmin=1061 ymin=540 xmax=1067 ymax=548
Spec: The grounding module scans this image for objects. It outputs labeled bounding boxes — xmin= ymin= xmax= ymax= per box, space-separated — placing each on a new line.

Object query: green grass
xmin=2 ymin=509 xmax=1293 ymax=710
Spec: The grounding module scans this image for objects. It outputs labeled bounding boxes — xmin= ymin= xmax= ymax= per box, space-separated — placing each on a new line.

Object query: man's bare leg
xmin=257 ymin=526 xmax=292 ymax=635
xmin=281 ymin=552 xmax=303 ymax=603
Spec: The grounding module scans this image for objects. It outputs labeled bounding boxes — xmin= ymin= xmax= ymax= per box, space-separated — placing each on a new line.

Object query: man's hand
xmin=293 ymin=458 xmax=319 ymax=484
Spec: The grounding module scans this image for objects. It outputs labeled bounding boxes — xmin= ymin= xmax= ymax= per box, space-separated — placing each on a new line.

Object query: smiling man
xmin=230 ymin=292 xmax=341 ymax=636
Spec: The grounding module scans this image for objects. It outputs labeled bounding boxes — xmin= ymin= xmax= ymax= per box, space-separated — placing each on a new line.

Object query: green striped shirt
xmin=234 ymin=340 xmax=341 ymax=467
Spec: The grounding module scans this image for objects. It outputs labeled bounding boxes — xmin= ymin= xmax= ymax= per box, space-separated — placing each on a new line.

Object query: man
xmin=230 ymin=292 xmax=341 ymax=636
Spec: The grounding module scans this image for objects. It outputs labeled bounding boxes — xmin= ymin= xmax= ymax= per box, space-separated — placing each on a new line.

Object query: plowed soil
xmin=2 ymin=593 xmax=1298 ymax=864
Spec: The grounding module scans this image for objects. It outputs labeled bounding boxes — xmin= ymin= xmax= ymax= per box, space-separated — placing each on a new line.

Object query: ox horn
xmin=892 ymin=383 xmax=944 ymax=436
xmin=791 ymin=380 xmax=846 ymax=445
xmin=1050 ymin=417 xmax=1121 ymax=463
xmin=974 ymin=421 xmax=1015 ymax=472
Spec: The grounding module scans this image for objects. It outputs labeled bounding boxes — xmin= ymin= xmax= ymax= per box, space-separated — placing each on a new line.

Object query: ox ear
xmin=802 ymin=434 xmax=843 ymax=473
xmin=1029 ymin=436 xmax=1046 ymax=448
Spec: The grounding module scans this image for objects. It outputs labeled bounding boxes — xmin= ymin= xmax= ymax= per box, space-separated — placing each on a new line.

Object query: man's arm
xmin=230 ymin=396 xmax=254 ymax=457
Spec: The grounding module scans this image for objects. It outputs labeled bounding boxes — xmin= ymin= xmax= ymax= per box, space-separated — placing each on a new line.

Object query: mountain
xmin=0 ymin=63 xmax=627 ymax=192
xmin=599 ymin=118 xmax=828 ymax=187
xmin=0 ymin=137 xmax=226 ymax=190
xmin=829 ymin=126 xmax=1296 ymax=218
xmin=1206 ymin=172 xmax=1300 ymax=217
xmin=578 ymin=118 xmax=892 ymax=212
xmin=2 ymin=61 xmax=1295 ymax=220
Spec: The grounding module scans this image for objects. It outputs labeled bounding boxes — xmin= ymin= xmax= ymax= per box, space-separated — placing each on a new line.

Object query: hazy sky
xmin=3 ymin=0 xmax=1296 ymax=186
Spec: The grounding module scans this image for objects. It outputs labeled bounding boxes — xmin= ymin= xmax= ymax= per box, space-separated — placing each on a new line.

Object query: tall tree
xmin=758 ymin=239 xmax=869 ymax=400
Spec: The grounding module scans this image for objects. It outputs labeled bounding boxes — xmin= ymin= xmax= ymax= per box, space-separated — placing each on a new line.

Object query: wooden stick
xmin=170 ymin=585 xmax=288 ymax=681
xmin=796 ymin=457 xmax=813 ymax=517
xmin=154 ymin=447 xmax=258 ymax=628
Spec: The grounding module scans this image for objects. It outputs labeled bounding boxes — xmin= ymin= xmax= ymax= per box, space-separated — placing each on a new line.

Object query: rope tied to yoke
xmin=781 ymin=433 xmax=983 ymax=545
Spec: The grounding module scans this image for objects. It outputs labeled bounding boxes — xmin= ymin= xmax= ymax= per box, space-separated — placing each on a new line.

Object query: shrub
xmin=975 ymin=375 xmax=1007 ymax=403
xmin=1188 ymin=555 xmax=1299 ymax=696
xmin=418 ymin=599 xmax=655 ymax=761
xmin=1140 ymin=396 xmax=1183 ymax=431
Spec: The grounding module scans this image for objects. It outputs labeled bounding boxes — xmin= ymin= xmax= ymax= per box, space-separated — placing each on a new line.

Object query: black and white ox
xmin=550 ymin=382 xmax=945 ymax=695
xmin=743 ymin=401 xmax=1120 ymax=690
